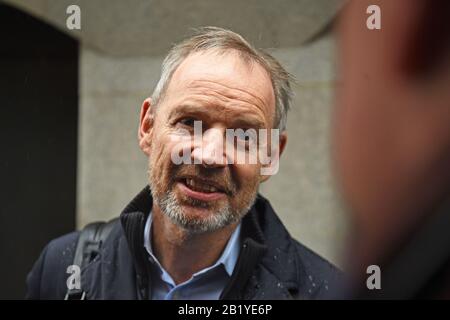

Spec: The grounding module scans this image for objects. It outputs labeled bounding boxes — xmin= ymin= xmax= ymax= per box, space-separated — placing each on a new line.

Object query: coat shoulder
xmin=292 ymin=239 xmax=343 ymax=298
xmin=26 ymin=231 xmax=80 ymax=299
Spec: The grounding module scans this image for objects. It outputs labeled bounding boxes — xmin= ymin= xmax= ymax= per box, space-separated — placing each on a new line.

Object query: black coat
xmin=26 ymin=186 xmax=342 ymax=299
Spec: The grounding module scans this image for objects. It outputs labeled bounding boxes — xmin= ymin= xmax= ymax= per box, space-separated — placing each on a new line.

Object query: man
xmin=26 ymin=27 xmax=340 ymax=300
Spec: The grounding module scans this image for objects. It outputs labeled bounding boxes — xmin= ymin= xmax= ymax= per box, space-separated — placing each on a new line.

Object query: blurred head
xmin=138 ymin=27 xmax=291 ymax=233
xmin=334 ymin=0 xmax=450 ymax=271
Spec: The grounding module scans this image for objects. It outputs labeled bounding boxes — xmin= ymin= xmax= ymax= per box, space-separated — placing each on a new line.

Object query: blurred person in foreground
xmin=334 ymin=0 xmax=450 ymax=298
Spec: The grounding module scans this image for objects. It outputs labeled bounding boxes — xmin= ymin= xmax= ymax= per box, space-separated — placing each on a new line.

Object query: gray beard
xmin=149 ymin=181 xmax=256 ymax=234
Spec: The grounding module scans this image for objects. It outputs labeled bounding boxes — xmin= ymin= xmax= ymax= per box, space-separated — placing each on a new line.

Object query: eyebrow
xmin=232 ymin=117 xmax=266 ymax=130
xmin=168 ymin=104 xmax=204 ymax=119
xmin=168 ymin=104 xmax=267 ymax=129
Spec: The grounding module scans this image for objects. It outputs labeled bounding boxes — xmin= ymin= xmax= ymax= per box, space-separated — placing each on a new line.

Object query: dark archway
xmin=0 ymin=4 xmax=78 ymax=299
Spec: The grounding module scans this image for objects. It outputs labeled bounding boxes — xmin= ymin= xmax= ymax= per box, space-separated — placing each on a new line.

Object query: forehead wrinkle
xmin=198 ymin=88 xmax=267 ymax=116
xmin=187 ymin=79 xmax=272 ymax=113
xmin=182 ymin=80 xmax=274 ymax=128
xmin=169 ymin=99 xmax=267 ymax=129
xmin=165 ymin=51 xmax=276 ymax=127
xmin=189 ymin=90 xmax=263 ymax=118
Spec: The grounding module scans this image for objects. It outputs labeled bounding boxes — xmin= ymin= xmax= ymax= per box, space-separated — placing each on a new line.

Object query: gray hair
xmin=151 ymin=26 xmax=293 ymax=131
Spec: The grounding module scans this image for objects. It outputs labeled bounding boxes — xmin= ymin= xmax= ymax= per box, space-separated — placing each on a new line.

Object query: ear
xmin=278 ymin=131 xmax=288 ymax=157
xmin=260 ymin=131 xmax=287 ymax=183
xmin=138 ymin=98 xmax=154 ymax=156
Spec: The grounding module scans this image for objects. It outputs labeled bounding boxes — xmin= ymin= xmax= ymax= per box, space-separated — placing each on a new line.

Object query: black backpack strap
xmin=64 ymin=218 xmax=118 ymax=300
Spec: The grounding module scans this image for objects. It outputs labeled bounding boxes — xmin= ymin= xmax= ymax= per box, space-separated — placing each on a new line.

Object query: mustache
xmin=170 ymin=165 xmax=236 ymax=195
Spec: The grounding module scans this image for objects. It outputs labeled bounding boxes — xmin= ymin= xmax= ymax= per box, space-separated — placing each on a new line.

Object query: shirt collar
xmin=143 ymin=211 xmax=241 ymax=278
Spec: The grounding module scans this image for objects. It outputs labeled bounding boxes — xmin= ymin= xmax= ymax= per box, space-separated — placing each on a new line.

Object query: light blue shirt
xmin=143 ymin=212 xmax=241 ymax=300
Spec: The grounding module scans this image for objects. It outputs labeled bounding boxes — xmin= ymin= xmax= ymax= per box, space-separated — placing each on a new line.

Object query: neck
xmin=151 ymin=205 xmax=238 ymax=284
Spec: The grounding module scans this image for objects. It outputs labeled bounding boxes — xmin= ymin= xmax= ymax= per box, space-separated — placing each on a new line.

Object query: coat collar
xmin=83 ymin=186 xmax=302 ymax=299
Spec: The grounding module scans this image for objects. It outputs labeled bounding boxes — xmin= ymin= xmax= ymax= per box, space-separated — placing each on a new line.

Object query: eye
xmin=178 ymin=117 xmax=196 ymax=127
xmin=236 ymin=129 xmax=253 ymax=141
xmin=234 ymin=129 xmax=258 ymax=150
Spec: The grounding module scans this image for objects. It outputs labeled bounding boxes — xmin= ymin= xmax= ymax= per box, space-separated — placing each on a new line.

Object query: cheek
xmin=149 ymin=132 xmax=177 ymax=177
xmin=233 ymin=164 xmax=261 ymax=193
xmin=150 ymin=127 xmax=174 ymax=161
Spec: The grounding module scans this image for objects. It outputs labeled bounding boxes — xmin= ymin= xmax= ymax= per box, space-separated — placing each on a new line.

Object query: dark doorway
xmin=0 ymin=4 xmax=78 ymax=299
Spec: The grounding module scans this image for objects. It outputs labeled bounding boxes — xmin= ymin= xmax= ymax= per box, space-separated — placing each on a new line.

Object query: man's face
xmin=139 ymin=50 xmax=280 ymax=233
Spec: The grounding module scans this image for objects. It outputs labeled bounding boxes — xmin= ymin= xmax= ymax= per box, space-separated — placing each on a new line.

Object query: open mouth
xmin=177 ymin=178 xmax=227 ymax=202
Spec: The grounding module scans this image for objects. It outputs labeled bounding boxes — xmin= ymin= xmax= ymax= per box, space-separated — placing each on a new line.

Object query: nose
xmin=191 ymin=127 xmax=228 ymax=168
